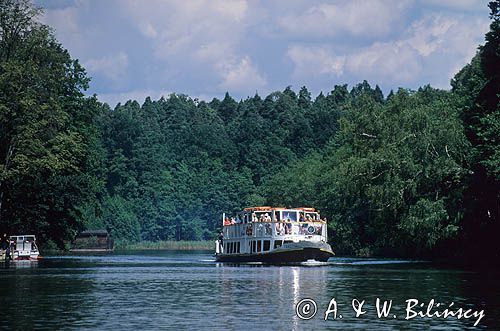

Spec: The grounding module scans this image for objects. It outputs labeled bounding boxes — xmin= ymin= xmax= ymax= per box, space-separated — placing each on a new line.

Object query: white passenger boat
xmin=7 ymin=235 xmax=41 ymax=261
xmin=215 ymin=207 xmax=334 ymax=263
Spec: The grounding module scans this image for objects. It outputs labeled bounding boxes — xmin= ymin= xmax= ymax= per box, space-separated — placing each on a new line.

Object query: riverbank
xmin=114 ymin=240 xmax=213 ymax=250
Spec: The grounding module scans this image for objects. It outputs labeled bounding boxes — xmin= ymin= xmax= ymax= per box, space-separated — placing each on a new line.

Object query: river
xmin=0 ymin=251 xmax=499 ymax=330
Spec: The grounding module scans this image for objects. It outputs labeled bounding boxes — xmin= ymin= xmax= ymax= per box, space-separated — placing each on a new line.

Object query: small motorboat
xmin=8 ymin=235 xmax=41 ymax=261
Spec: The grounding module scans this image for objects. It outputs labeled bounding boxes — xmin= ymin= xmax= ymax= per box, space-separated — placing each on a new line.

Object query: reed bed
xmin=115 ymin=240 xmax=213 ymax=250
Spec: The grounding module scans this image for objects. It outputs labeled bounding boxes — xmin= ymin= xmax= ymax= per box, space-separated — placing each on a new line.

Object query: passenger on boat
xmin=299 ymin=213 xmax=305 ymax=222
xmin=1 ymin=234 xmax=7 ymax=259
xmin=265 ymin=223 xmax=272 ymax=235
xmin=218 ymin=232 xmax=224 ymax=250
xmin=230 ymin=217 xmax=236 ymax=225
xmin=252 ymin=213 xmax=258 ymax=223
xmin=224 ymin=217 xmax=231 ymax=226
xmin=264 ymin=213 xmax=271 ymax=222
xmin=275 ymin=223 xmax=284 ymax=235
xmin=0 ymin=233 xmax=8 ymax=250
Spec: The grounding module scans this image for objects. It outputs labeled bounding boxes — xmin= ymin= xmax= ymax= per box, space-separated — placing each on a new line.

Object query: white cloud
xmin=85 ymin=52 xmax=129 ymax=83
xmin=122 ymin=0 xmax=249 ymax=58
xmin=278 ymin=0 xmax=413 ymax=38
xmin=422 ymin=0 xmax=486 ymax=11
xmin=119 ymin=0 xmax=266 ymax=92
xmin=39 ymin=5 xmax=87 ymax=52
xmin=38 ymin=0 xmax=491 ymax=100
xmin=287 ymin=46 xmax=345 ymax=78
xmin=286 ymin=12 xmax=489 ymax=88
xmin=95 ymin=89 xmax=172 ymax=108
xmin=346 ymin=41 xmax=422 ymax=83
xmin=218 ymin=56 xmax=267 ymax=92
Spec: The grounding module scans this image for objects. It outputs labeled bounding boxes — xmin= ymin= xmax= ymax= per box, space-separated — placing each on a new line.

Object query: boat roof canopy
xmin=242 ymin=206 xmax=317 ymax=212
xmin=10 ymin=235 xmax=36 ymax=240
xmin=78 ymin=230 xmax=109 ymax=237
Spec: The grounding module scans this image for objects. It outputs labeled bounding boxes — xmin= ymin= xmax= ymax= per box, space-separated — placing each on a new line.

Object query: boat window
xmin=273 ymin=211 xmax=281 ymax=221
xmin=236 ymin=242 xmax=240 ymax=253
xmin=257 ymin=240 xmax=261 ymax=252
xmin=251 ymin=241 xmax=255 ymax=253
xmin=305 ymin=212 xmax=318 ymax=221
xmin=274 ymin=240 xmax=282 ymax=249
xmin=282 ymin=211 xmax=298 ymax=222
xmin=263 ymin=240 xmax=270 ymax=251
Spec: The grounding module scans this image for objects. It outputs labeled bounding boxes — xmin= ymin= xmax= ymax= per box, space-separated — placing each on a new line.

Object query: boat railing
xmin=223 ymin=221 xmax=326 ymax=239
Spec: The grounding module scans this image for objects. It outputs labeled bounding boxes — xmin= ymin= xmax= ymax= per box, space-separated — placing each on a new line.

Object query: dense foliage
xmin=0 ymin=0 xmax=498 ymax=263
xmin=0 ymin=0 xmax=102 ymax=246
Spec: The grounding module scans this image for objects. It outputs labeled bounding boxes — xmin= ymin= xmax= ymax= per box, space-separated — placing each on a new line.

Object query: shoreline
xmin=40 ymin=240 xmax=213 ymax=253
xmin=104 ymin=240 xmax=213 ymax=251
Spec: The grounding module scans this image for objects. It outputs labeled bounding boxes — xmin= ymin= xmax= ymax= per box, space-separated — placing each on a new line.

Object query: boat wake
xmin=328 ymin=259 xmax=428 ymax=266
xmin=299 ymin=259 xmax=329 ymax=266
xmin=200 ymin=259 xmax=216 ymax=262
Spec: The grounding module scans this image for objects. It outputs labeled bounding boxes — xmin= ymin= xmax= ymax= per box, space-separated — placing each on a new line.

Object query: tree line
xmin=0 ymin=0 xmax=498 ymax=263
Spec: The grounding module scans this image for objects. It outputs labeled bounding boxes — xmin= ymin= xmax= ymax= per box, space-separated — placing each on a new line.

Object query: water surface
xmin=0 ymin=251 xmax=498 ymax=330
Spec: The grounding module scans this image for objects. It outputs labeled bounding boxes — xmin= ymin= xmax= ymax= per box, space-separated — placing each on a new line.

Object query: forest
xmin=0 ymin=0 xmax=498 ymax=263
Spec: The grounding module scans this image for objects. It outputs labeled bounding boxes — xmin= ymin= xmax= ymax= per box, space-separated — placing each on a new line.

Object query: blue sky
xmin=37 ymin=0 xmax=490 ymax=107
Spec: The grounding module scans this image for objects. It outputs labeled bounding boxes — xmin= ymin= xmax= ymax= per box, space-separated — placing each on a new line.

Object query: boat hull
xmin=215 ymin=241 xmax=334 ymax=263
xmin=12 ymin=256 xmax=40 ymax=262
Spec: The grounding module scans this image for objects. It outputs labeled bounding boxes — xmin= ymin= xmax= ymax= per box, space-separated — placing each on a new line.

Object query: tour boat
xmin=8 ymin=235 xmax=41 ymax=261
xmin=215 ymin=207 xmax=334 ymax=263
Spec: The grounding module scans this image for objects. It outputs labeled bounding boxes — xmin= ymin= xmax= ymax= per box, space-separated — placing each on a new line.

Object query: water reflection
xmin=0 ymin=253 xmax=498 ymax=330
xmin=0 ymin=260 xmax=97 ymax=329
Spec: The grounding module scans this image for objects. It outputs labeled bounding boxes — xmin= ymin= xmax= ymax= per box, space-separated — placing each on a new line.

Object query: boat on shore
xmin=3 ymin=235 xmax=41 ymax=262
xmin=215 ymin=207 xmax=334 ymax=263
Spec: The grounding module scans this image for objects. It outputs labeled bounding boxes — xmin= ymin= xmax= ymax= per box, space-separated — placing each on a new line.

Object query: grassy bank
xmin=115 ymin=240 xmax=213 ymax=250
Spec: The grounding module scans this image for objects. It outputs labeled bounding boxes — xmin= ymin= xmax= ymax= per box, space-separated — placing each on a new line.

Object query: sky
xmin=36 ymin=0 xmax=491 ymax=107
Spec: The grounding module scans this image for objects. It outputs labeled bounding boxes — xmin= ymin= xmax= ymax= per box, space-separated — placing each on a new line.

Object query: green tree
xmin=451 ymin=0 xmax=500 ymax=262
xmin=0 ymin=0 xmax=102 ymax=245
